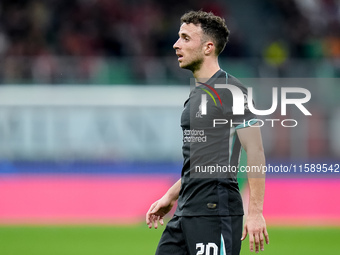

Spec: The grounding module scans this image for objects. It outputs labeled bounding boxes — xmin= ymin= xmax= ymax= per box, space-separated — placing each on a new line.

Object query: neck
xmin=193 ymin=57 xmax=220 ymax=83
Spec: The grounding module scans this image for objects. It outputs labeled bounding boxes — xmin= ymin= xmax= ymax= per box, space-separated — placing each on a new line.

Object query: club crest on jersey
xmin=196 ymin=101 xmax=207 ymax=118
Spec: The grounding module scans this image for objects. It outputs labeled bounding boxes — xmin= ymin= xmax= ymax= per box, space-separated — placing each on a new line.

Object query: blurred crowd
xmin=0 ymin=0 xmax=339 ymax=84
xmin=266 ymin=0 xmax=340 ymax=60
xmin=0 ymin=0 xmax=226 ymax=58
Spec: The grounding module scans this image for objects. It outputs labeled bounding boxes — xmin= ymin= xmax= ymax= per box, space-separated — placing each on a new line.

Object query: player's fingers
xmin=264 ymin=228 xmax=269 ymax=244
xmin=154 ymin=215 xmax=159 ymax=229
xmin=259 ymin=232 xmax=264 ymax=251
xmin=254 ymin=232 xmax=260 ymax=253
xmin=147 ymin=217 xmax=151 ymax=228
xmin=146 ymin=201 xmax=159 ymax=227
xmin=146 ymin=211 xmax=151 ymax=226
xmin=146 ymin=208 xmax=155 ymax=226
xmin=147 ymin=214 xmax=154 ymax=228
xmin=241 ymin=225 xmax=247 ymax=241
xmin=159 ymin=216 xmax=164 ymax=226
xmin=150 ymin=215 xmax=155 ymax=228
xmin=248 ymin=232 xmax=254 ymax=252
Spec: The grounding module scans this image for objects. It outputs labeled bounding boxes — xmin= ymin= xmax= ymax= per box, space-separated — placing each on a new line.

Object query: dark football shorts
xmin=155 ymin=215 xmax=243 ymax=255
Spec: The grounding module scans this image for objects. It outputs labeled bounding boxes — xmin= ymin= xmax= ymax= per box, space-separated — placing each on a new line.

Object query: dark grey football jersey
xmin=175 ymin=69 xmax=257 ymax=216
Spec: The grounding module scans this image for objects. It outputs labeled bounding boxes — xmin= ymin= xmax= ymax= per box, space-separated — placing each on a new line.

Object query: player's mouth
xmin=176 ymin=53 xmax=183 ymax=61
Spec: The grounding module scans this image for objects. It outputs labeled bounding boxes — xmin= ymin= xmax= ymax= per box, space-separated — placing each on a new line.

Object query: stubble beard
xmin=179 ymin=40 xmax=206 ymax=73
xmin=181 ymin=57 xmax=204 ymax=73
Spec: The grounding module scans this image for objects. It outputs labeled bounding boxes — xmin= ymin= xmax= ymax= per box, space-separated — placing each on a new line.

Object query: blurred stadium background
xmin=0 ymin=0 xmax=340 ymax=254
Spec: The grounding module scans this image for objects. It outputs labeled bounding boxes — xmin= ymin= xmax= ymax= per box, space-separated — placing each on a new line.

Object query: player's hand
xmin=241 ymin=213 xmax=269 ymax=253
xmin=146 ymin=195 xmax=175 ymax=229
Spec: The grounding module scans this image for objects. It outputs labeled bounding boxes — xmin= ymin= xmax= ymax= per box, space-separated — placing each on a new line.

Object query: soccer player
xmin=146 ymin=10 xmax=269 ymax=255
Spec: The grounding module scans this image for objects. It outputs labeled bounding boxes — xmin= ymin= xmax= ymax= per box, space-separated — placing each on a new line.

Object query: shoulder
xmin=214 ymin=71 xmax=248 ymax=97
xmin=227 ymin=73 xmax=248 ymax=94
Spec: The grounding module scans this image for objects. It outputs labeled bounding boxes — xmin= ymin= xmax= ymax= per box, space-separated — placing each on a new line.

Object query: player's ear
xmin=204 ymin=41 xmax=215 ymax=55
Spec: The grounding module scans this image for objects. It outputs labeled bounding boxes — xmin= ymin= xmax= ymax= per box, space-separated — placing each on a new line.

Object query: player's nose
xmin=173 ymin=38 xmax=180 ymax=50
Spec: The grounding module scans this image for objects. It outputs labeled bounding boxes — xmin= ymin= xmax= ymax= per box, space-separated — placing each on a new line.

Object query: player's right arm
xmin=146 ymin=178 xmax=181 ymax=229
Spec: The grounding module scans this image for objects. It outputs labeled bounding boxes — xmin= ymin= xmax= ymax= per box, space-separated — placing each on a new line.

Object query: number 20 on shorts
xmin=196 ymin=243 xmax=218 ymax=255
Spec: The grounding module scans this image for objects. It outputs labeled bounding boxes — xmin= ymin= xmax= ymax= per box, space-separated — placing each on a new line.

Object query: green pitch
xmin=0 ymin=224 xmax=339 ymax=255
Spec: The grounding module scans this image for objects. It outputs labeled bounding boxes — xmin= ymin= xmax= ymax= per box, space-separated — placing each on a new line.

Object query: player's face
xmin=173 ymin=23 xmax=206 ymax=72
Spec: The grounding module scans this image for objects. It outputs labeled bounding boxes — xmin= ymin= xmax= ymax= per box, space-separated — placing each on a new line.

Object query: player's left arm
xmin=236 ymin=123 xmax=269 ymax=253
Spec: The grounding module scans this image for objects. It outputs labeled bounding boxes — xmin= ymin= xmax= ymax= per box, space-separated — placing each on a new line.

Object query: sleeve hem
xmin=235 ymin=119 xmax=258 ymax=130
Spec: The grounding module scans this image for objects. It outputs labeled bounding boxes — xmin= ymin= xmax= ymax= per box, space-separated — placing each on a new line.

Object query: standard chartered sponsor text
xmin=183 ymin=129 xmax=207 ymax=142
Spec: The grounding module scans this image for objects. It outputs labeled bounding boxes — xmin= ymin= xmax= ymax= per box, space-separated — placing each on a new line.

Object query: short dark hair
xmin=180 ymin=10 xmax=230 ymax=56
